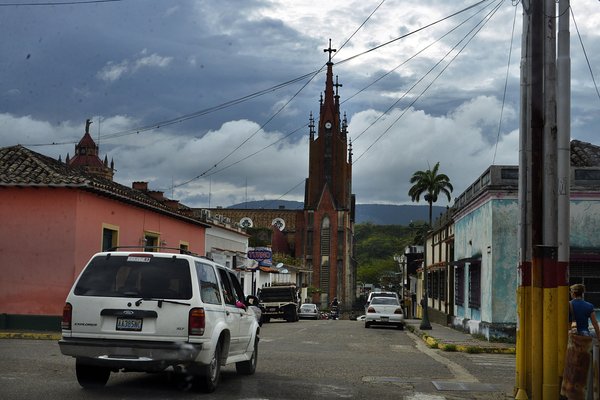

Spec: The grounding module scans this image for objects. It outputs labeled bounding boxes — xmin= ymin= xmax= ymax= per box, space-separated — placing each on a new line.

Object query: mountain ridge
xmin=227 ymin=200 xmax=445 ymax=225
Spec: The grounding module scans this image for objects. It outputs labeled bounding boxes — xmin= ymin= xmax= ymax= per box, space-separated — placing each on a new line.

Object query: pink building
xmin=0 ymin=124 xmax=208 ymax=330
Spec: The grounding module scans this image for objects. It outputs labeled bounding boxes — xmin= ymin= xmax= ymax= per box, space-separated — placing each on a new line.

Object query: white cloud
xmin=97 ymin=61 xmax=129 ymax=82
xmin=2 ymin=0 xmax=599 ymax=211
xmin=97 ymin=50 xmax=172 ymax=82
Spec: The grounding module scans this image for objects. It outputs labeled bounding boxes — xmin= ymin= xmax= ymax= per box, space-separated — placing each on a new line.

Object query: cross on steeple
xmin=334 ymin=75 xmax=343 ymax=96
xmin=323 ymin=38 xmax=336 ymax=63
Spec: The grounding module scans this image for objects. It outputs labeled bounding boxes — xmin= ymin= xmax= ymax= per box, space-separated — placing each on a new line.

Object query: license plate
xmin=380 ymin=316 xmax=389 ymax=322
xmin=116 ymin=317 xmax=143 ymax=331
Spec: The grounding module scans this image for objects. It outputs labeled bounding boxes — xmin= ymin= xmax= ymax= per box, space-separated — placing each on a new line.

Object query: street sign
xmin=247 ymin=247 xmax=272 ymax=267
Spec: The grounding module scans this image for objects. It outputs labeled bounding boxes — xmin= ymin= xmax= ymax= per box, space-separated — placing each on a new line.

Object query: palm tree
xmin=408 ymin=162 xmax=453 ymax=228
xmin=408 ymin=162 xmax=453 ymax=330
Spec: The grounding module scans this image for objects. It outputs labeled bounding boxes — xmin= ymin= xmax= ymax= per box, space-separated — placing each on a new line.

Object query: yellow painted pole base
xmin=515 ymin=388 xmax=529 ymax=399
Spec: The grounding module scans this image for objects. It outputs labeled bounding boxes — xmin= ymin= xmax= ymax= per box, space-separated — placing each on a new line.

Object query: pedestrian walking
xmin=561 ymin=283 xmax=600 ymax=399
xmin=569 ymin=283 xmax=600 ymax=337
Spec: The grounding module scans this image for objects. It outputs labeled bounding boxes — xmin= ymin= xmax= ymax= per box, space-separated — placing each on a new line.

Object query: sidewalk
xmin=405 ymin=319 xmax=516 ymax=354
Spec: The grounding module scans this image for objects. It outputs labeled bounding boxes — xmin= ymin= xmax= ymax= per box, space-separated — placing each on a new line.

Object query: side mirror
xmin=236 ymin=300 xmax=247 ymax=310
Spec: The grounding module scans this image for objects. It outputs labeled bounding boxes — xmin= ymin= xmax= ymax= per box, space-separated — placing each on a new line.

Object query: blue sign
xmin=247 ymin=247 xmax=272 ymax=267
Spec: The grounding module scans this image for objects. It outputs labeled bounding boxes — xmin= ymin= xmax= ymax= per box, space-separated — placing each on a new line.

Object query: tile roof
xmin=571 ymin=140 xmax=600 ymax=167
xmin=0 ymin=145 xmax=207 ymax=226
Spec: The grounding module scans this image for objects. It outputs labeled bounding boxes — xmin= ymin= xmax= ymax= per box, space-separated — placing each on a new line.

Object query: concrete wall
xmin=571 ymin=199 xmax=600 ymax=248
xmin=0 ymin=187 xmax=206 ymax=318
xmin=453 ymin=195 xmax=519 ymax=335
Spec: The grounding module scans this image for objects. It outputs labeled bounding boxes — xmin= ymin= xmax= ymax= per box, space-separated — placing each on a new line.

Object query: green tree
xmin=408 ymin=161 xmax=453 ymax=330
xmin=408 ymin=162 xmax=453 ymax=227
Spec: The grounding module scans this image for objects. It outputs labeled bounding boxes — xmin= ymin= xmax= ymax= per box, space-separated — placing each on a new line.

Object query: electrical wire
xmin=352 ymin=0 xmax=504 ymax=165
xmin=246 ymin=0 xmax=499 ymax=203
xmin=571 ymin=6 xmax=600 ymax=105
xmin=0 ymin=0 xmax=122 ymax=5
xmin=346 ymin=0 xmax=499 ymax=143
xmin=492 ymin=0 xmax=518 ymax=164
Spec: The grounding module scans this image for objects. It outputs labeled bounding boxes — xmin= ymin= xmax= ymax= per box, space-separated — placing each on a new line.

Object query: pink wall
xmin=0 ymin=187 xmax=206 ymax=316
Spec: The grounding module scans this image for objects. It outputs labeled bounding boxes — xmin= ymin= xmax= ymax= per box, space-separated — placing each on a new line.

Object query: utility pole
xmin=516 ymin=0 xmax=569 ymax=398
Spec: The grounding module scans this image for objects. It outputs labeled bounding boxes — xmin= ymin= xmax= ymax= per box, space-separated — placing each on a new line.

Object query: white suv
xmin=59 ymin=250 xmax=260 ymax=392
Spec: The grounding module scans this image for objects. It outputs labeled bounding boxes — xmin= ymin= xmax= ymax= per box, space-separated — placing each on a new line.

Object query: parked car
xmin=58 ymin=249 xmax=261 ymax=393
xmin=298 ymin=303 xmax=320 ymax=320
xmin=364 ymin=296 xmax=404 ymax=330
xmin=366 ymin=291 xmax=399 ymax=306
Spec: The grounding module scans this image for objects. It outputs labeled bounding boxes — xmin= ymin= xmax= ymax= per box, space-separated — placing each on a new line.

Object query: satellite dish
xmin=275 ymin=263 xmax=284 ymax=269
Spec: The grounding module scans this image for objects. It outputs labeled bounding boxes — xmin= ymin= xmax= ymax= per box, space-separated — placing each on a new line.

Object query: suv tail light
xmin=62 ymin=303 xmax=72 ymax=330
xmin=189 ymin=308 xmax=205 ymax=336
xmin=367 ymin=306 xmax=376 ymax=313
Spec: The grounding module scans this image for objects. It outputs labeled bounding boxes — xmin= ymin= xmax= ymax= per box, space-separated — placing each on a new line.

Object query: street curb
xmin=406 ymin=324 xmax=516 ymax=354
xmin=0 ymin=331 xmax=61 ymax=340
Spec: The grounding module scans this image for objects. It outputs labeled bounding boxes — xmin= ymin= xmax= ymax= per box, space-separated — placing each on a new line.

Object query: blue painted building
xmin=425 ymin=140 xmax=600 ymax=339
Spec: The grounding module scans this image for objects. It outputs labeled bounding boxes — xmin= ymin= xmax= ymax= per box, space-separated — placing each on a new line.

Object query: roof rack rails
xmin=106 ymin=246 xmax=200 ymax=257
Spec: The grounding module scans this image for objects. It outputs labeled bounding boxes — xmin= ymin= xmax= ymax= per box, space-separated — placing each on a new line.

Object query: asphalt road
xmin=0 ymin=319 xmax=515 ymax=399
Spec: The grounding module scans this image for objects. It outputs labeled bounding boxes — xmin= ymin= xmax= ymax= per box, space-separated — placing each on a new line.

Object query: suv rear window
xmin=74 ymin=255 xmax=192 ymax=299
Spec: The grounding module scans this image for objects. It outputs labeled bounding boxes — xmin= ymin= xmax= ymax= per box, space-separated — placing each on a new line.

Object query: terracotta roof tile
xmin=0 ymin=145 xmax=207 ymax=227
xmin=571 ymin=140 xmax=600 ymax=167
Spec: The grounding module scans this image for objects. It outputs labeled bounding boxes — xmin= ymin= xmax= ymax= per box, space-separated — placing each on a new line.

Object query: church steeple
xmin=319 ymin=39 xmax=339 ymax=134
xmin=305 ymin=40 xmax=353 ymax=211
xmin=301 ymin=41 xmax=356 ymax=312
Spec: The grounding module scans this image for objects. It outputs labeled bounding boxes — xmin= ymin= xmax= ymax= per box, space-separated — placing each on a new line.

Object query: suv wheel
xmin=200 ymin=341 xmax=221 ymax=393
xmin=76 ymin=359 xmax=110 ymax=388
xmin=236 ymin=336 xmax=258 ymax=375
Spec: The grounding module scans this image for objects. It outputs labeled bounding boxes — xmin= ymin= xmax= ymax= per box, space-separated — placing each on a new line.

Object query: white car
xmin=366 ymin=291 xmax=399 ymax=306
xmin=59 ymin=250 xmax=260 ymax=393
xmin=298 ymin=303 xmax=320 ymax=320
xmin=364 ymin=297 xmax=404 ymax=330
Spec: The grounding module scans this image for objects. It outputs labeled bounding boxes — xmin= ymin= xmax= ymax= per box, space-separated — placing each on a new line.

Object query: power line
xmin=493 ymin=1 xmax=518 ymax=165
xmin=0 ymin=0 xmax=123 ymax=5
xmin=241 ymin=0 xmax=499 ymax=203
xmin=352 ymin=0 xmax=504 ymax=165
xmin=571 ymin=6 xmax=600 ymax=105
xmin=346 ymin=0 xmax=499 ymax=143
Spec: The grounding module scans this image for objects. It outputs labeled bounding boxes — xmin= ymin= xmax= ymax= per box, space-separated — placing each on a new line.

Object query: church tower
xmin=67 ymin=119 xmax=114 ymax=180
xmin=300 ymin=41 xmax=356 ymax=310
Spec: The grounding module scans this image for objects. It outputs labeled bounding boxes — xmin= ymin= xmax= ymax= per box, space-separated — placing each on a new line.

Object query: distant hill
xmin=227 ymin=200 xmax=445 ymax=225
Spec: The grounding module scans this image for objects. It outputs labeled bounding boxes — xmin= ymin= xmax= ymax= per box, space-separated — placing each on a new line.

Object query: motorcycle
xmin=329 ymin=305 xmax=339 ymax=320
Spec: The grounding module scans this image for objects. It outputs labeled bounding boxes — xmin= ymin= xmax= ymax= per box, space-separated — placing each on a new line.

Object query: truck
xmin=257 ymin=285 xmax=299 ymax=323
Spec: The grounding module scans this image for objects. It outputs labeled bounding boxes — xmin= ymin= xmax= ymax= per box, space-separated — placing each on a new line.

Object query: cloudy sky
xmin=2 ymin=0 xmax=600 ymax=209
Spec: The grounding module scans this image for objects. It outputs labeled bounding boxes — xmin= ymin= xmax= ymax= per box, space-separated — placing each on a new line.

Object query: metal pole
xmin=542 ymin=0 xmax=559 ymax=397
xmin=557 ymin=0 xmax=571 ymax=379
xmin=530 ymin=0 xmax=545 ymax=398
xmin=515 ymin=1 xmax=532 ymax=397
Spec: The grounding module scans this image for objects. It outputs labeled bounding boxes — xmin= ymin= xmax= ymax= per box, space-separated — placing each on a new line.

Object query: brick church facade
xmin=206 ymin=45 xmax=357 ymax=310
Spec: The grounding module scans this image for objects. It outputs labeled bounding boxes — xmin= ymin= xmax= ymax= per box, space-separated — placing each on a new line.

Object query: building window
xmin=455 ymin=266 xmax=465 ymax=306
xmin=144 ymin=232 xmax=159 ymax=252
xmin=101 ymin=224 xmax=119 ymax=251
xmin=570 ymin=262 xmax=600 ymax=308
xmin=468 ymin=262 xmax=481 ymax=309
xmin=179 ymin=242 xmax=189 ymax=254
xmin=440 ymin=269 xmax=447 ymax=301
xmin=320 ymin=216 xmax=331 ymax=293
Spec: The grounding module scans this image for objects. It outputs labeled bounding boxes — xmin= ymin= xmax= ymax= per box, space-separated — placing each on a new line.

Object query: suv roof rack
xmin=106 ymin=246 xmax=200 ymax=257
